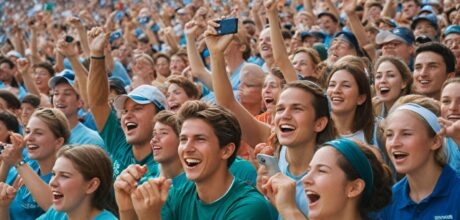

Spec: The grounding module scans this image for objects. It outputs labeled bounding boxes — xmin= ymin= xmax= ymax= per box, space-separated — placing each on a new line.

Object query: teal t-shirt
xmin=69 ymin=122 xmax=105 ymax=147
xmin=229 ymin=157 xmax=257 ymax=186
xmin=161 ymin=178 xmax=277 ymax=220
xmin=140 ymin=170 xmax=188 ymax=188
xmin=37 ymin=207 xmax=118 ymax=220
xmin=99 ymin=110 xmax=158 ymax=178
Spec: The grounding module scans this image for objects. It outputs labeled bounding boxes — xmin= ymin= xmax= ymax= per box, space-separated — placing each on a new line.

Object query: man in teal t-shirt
xmin=125 ymin=101 xmax=276 ymax=220
xmin=87 ymin=32 xmax=165 ymax=178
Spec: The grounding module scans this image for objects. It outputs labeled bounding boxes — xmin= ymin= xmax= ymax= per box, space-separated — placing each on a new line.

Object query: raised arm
xmin=343 ymin=0 xmax=376 ymax=61
xmin=265 ymin=0 xmax=298 ymax=82
xmin=303 ymin=0 xmax=315 ymax=17
xmin=251 ymin=0 xmax=265 ymax=34
xmin=16 ymin=58 xmax=41 ymax=97
xmin=68 ymin=17 xmax=90 ymax=58
xmin=87 ymin=27 xmax=112 ymax=132
xmin=205 ymin=20 xmax=271 ymax=147
xmin=184 ymin=20 xmax=213 ymax=90
xmin=56 ymin=38 xmax=90 ymax=110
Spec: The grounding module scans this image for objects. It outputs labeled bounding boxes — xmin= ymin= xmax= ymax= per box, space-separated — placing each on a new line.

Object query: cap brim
xmin=376 ymin=30 xmax=407 ymax=45
xmin=113 ymin=95 xmax=152 ymax=111
xmin=48 ymin=76 xmax=72 ymax=89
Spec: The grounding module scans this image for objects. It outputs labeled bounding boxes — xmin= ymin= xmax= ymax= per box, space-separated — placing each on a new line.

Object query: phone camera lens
xmin=260 ymin=158 xmax=265 ymax=163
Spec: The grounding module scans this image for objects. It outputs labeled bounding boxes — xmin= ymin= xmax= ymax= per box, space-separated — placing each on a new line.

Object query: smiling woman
xmin=37 ymin=145 xmax=117 ymax=220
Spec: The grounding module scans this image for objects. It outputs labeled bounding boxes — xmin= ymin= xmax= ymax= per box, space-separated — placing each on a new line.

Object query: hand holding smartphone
xmin=216 ymin=18 xmax=238 ymax=36
xmin=257 ymin=154 xmax=281 ymax=176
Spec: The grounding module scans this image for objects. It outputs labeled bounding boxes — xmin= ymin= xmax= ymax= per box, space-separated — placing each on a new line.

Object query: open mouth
xmin=306 ymin=191 xmax=320 ymax=205
xmin=55 ymin=104 xmax=66 ymax=109
xmin=27 ymin=144 xmax=39 ymax=150
xmin=184 ymin=158 xmax=202 ymax=167
xmin=330 ymin=96 xmax=344 ymax=103
xmin=279 ymin=124 xmax=295 ymax=133
xmin=125 ymin=122 xmax=138 ymax=131
xmin=53 ymin=191 xmax=64 ymax=200
xmin=380 ymin=87 xmax=390 ymax=96
xmin=419 ymin=80 xmax=430 ymax=85
xmin=169 ymin=103 xmax=180 ymax=111
xmin=447 ymin=115 xmax=460 ymax=121
xmin=264 ymin=97 xmax=274 ymax=105
xmin=392 ymin=151 xmax=409 ymax=160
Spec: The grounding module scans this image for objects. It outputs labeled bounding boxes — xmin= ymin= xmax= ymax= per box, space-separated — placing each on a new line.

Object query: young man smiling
xmin=87 ymin=27 xmax=164 ymax=178
xmin=127 ymin=101 xmax=276 ymax=220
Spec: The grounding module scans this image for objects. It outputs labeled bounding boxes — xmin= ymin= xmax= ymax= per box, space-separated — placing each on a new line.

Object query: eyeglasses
xmin=444 ymin=39 xmax=460 ymax=47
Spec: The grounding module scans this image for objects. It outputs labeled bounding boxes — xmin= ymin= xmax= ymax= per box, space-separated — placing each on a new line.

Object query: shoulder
xmin=36 ymin=207 xmax=67 ymax=220
xmin=95 ymin=210 xmax=118 ymax=220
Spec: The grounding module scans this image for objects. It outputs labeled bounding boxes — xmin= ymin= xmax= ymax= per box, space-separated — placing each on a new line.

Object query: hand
xmin=342 ymin=0 xmax=357 ymax=14
xmin=88 ymin=27 xmax=110 ymax=56
xmin=204 ymin=19 xmax=235 ymax=54
xmin=252 ymin=0 xmax=263 ymax=12
xmin=264 ymin=0 xmax=278 ymax=13
xmin=0 ymin=182 xmax=17 ymax=207
xmin=438 ymin=117 xmax=460 ymax=145
xmin=114 ymin=164 xmax=148 ymax=212
xmin=262 ymin=173 xmax=297 ymax=211
xmin=56 ymin=38 xmax=79 ymax=58
xmin=16 ymin=58 xmax=30 ymax=74
xmin=131 ymin=177 xmax=171 ymax=220
xmin=184 ymin=20 xmax=204 ymax=40
xmin=0 ymin=133 xmax=24 ymax=167
xmin=67 ymin=16 xmax=83 ymax=28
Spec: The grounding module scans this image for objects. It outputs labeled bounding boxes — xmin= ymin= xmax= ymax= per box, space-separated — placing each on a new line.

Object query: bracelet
xmin=14 ymin=160 xmax=26 ymax=168
xmin=90 ymin=55 xmax=105 ymax=60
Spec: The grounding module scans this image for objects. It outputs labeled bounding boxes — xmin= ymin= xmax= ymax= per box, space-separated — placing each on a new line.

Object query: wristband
xmin=90 ymin=55 xmax=105 ymax=60
xmin=14 ymin=160 xmax=26 ymax=168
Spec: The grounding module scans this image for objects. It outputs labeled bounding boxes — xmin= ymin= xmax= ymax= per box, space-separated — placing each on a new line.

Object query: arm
xmin=303 ymin=0 xmax=315 ymax=19
xmin=381 ymin=0 xmax=397 ymax=18
xmin=184 ymin=21 xmax=213 ymax=90
xmin=0 ymin=161 xmax=11 ymax=182
xmin=69 ymin=17 xmax=90 ymax=58
xmin=0 ymin=182 xmax=16 ymax=220
xmin=323 ymin=0 xmax=340 ymax=20
xmin=16 ymin=163 xmax=53 ymax=210
xmin=115 ymin=165 xmax=148 ymax=220
xmin=30 ymin=27 xmax=42 ymax=65
xmin=87 ymin=27 xmax=112 ymax=132
xmin=251 ymin=0 xmax=265 ymax=34
xmin=163 ymin=27 xmax=179 ymax=55
xmin=265 ymin=0 xmax=298 ymax=82
xmin=343 ymin=0 xmax=376 ymax=61
xmin=16 ymin=58 xmax=41 ymax=97
xmin=56 ymin=39 xmax=90 ymax=110
xmin=205 ymin=20 xmax=272 ymax=147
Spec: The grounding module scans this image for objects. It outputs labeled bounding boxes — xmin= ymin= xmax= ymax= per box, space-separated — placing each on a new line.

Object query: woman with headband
xmin=377 ymin=95 xmax=460 ymax=219
xmin=263 ymin=138 xmax=392 ymax=219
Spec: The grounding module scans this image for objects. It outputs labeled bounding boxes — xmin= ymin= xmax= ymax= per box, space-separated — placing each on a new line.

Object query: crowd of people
xmin=0 ymin=0 xmax=459 ymax=219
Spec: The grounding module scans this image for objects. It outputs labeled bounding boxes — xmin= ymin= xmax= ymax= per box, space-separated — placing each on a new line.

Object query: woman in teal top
xmin=38 ymin=145 xmax=118 ymax=220
xmin=0 ymin=108 xmax=70 ymax=220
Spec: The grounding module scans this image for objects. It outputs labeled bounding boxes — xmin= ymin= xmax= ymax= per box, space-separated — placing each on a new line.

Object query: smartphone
xmin=216 ymin=18 xmax=238 ymax=36
xmin=257 ymin=154 xmax=281 ymax=176
xmin=65 ymin=35 xmax=74 ymax=43
xmin=0 ymin=143 xmax=4 ymax=153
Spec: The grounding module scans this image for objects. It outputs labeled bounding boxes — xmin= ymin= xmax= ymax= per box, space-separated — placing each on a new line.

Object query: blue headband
xmin=395 ymin=103 xmax=440 ymax=133
xmin=324 ymin=139 xmax=374 ymax=202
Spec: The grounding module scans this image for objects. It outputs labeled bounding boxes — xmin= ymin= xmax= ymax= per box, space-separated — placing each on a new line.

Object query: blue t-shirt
xmin=37 ymin=207 xmax=118 ymax=220
xmin=278 ymin=146 xmax=309 ymax=219
xmin=0 ymin=81 xmax=27 ymax=100
xmin=7 ymin=164 xmax=53 ymax=220
xmin=111 ymin=60 xmax=132 ymax=87
xmin=446 ymin=138 xmax=460 ymax=173
xmin=375 ymin=165 xmax=460 ymax=220
xmin=200 ymin=62 xmax=246 ymax=103
xmin=68 ymin=122 xmax=105 ymax=147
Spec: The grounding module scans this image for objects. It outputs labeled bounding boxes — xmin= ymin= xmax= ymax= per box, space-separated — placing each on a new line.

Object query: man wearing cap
xmin=327 ymin=31 xmax=364 ymax=65
xmin=318 ymin=12 xmax=341 ymax=48
xmin=49 ymin=70 xmax=105 ymax=148
xmin=413 ymin=42 xmax=456 ymax=100
xmin=88 ymin=27 xmax=160 ymax=178
xmin=443 ymin=25 xmax=460 ymax=76
xmin=376 ymin=27 xmax=415 ymax=68
xmin=411 ymin=13 xmax=439 ymax=40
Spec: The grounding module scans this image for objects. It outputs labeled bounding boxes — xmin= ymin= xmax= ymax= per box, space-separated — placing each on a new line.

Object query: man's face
xmin=238 ymin=68 xmax=263 ymax=105
xmin=53 ymin=83 xmax=81 ymax=118
xmin=414 ymin=20 xmax=437 ymax=39
xmin=402 ymin=1 xmax=420 ymax=19
xmin=258 ymin=29 xmax=273 ymax=61
xmin=120 ymin=99 xmax=156 ymax=146
xmin=327 ymin=38 xmax=356 ymax=64
xmin=0 ymin=63 xmax=13 ymax=82
xmin=155 ymin=57 xmax=171 ymax=78
xmin=413 ymin=51 xmax=450 ymax=99
xmin=318 ymin=16 xmax=338 ymax=36
xmin=444 ymin=33 xmax=460 ymax=72
xmin=381 ymin=40 xmax=413 ymax=64
xmin=178 ymin=119 xmax=230 ymax=183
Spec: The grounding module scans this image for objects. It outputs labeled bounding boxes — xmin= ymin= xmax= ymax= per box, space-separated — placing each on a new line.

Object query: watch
xmin=14 ymin=160 xmax=26 ymax=168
